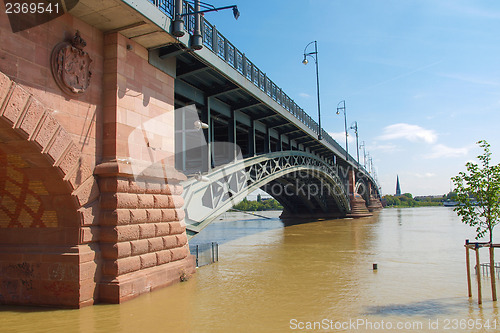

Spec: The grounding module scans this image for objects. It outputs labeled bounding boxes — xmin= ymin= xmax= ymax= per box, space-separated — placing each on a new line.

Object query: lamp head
xmin=194 ymin=120 xmax=209 ymax=130
xmin=233 ymin=6 xmax=240 ymax=20
xmin=336 ymin=109 xmax=340 ymax=115
xmin=302 ymin=56 xmax=308 ymax=65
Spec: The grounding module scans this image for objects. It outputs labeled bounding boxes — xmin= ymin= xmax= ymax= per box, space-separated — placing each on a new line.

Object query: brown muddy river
xmin=1 ymin=207 xmax=499 ymax=332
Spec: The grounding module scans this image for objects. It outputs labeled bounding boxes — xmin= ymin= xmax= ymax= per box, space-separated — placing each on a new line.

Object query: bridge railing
xmin=146 ymin=0 xmax=380 ymax=191
xmin=147 ymin=0 xmax=321 ymax=134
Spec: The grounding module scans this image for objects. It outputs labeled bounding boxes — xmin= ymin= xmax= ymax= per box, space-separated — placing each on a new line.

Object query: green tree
xmin=403 ymin=193 xmax=413 ymax=199
xmin=452 ymin=140 xmax=500 ymax=243
xmin=452 ymin=140 xmax=500 ymax=301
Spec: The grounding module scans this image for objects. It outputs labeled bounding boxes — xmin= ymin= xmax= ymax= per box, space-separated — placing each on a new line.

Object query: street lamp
xmin=350 ymin=121 xmax=359 ymax=165
xmin=359 ymin=141 xmax=367 ymax=168
xmin=173 ymin=0 xmax=240 ymax=49
xmin=302 ymin=41 xmax=322 ymax=140
xmin=336 ymin=100 xmax=348 ymax=161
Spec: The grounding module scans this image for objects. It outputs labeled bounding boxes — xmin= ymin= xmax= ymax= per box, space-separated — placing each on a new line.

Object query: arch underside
xmin=182 ymin=151 xmax=351 ymax=236
xmin=355 ymin=180 xmax=370 ymax=204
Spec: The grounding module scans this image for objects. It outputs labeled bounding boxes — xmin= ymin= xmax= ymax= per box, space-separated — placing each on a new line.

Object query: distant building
xmin=395 ymin=175 xmax=401 ymax=196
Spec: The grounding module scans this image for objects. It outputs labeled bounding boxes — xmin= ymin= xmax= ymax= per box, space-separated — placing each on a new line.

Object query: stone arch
xmin=0 ymin=72 xmax=100 ymax=307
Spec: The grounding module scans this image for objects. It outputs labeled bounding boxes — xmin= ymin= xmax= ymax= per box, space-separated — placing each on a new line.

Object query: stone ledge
xmin=98 ymin=255 xmax=195 ymax=304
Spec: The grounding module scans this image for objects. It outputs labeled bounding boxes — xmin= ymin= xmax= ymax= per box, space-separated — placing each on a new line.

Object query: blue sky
xmin=208 ymin=0 xmax=500 ymax=196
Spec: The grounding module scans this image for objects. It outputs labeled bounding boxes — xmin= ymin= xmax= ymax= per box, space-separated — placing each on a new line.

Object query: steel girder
xmin=181 ymin=150 xmax=350 ymax=236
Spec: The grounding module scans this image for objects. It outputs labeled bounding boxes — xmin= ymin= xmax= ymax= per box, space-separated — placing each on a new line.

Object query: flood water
xmin=2 ymin=207 xmax=500 ymax=332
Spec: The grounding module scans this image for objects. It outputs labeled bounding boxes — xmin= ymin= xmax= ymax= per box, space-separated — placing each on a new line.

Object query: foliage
xmin=445 ymin=191 xmax=458 ymax=201
xmin=383 ymin=194 xmax=441 ymax=207
xmin=403 ymin=193 xmax=413 ymax=199
xmin=233 ymin=198 xmax=283 ymax=211
xmin=452 ymin=140 xmax=500 ymax=242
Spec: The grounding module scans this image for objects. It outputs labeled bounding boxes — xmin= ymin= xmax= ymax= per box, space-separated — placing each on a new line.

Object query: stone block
xmin=2 ymin=84 xmax=29 ymax=125
xmin=170 ymin=246 xmax=188 ymax=262
xmin=161 ymin=209 xmax=176 ymax=222
xmin=148 ymin=237 xmax=163 ymax=252
xmin=72 ymin=176 xmax=99 ymax=207
xmin=130 ymin=209 xmax=147 ymax=224
xmin=100 ymin=225 xmax=139 ymax=242
xmin=139 ymin=253 xmax=157 ymax=269
xmin=162 ymin=235 xmax=177 ymax=250
xmin=139 ymin=224 xmax=155 ymax=239
xmin=155 ymin=223 xmax=170 ymax=237
xmin=57 ymin=142 xmax=80 ymax=177
xmin=46 ymin=129 xmax=71 ymax=164
xmin=130 ymin=239 xmax=148 ymax=256
xmin=33 ymin=114 xmax=59 ymax=151
xmin=100 ymin=209 xmax=131 ymax=226
xmin=169 ymin=222 xmax=186 ymax=235
xmin=175 ymin=209 xmax=185 ymax=221
xmin=18 ymin=98 xmax=45 ymax=138
xmin=153 ymin=194 xmax=170 ymax=209
xmin=176 ymin=234 xmax=187 ymax=247
xmin=146 ymin=209 xmax=162 ymax=223
xmin=103 ymin=256 xmax=140 ymax=276
xmin=136 ymin=194 xmax=154 ymax=208
xmin=156 ymin=250 xmax=171 ymax=265
xmin=0 ymin=71 xmax=13 ymax=108
xmin=101 ymin=242 xmax=131 ymax=259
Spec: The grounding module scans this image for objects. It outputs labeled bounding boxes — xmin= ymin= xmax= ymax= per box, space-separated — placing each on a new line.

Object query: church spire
xmin=395 ymin=175 xmax=401 ymax=196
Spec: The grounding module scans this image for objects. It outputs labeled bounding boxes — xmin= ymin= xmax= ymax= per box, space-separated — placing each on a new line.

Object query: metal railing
xmin=147 ymin=1 xmax=324 ymax=137
xmin=146 ymin=0 xmax=379 ymax=193
xmin=190 ymin=242 xmax=219 ymax=267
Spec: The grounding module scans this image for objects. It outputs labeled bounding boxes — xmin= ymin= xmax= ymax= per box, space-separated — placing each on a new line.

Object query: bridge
xmin=0 ymin=0 xmax=381 ymax=308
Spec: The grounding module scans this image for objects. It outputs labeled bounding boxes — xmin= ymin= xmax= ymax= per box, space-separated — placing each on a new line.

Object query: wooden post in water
xmin=489 ymin=245 xmax=497 ymax=301
xmin=465 ymin=240 xmax=472 ymax=298
xmin=475 ymin=244 xmax=482 ymax=304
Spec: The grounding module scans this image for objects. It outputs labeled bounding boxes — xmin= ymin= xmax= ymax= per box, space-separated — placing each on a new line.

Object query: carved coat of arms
xmin=51 ymin=31 xmax=92 ymax=97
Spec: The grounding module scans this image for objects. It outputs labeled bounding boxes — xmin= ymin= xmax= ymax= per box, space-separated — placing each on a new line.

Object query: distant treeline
xmin=383 ymin=192 xmax=456 ymax=208
xmin=236 ymin=192 xmax=456 ymax=211
xmin=233 ymin=197 xmax=283 ymax=211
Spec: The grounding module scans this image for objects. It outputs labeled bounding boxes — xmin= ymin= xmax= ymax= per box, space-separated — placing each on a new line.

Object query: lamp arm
xmin=181 ymin=5 xmax=237 ymax=16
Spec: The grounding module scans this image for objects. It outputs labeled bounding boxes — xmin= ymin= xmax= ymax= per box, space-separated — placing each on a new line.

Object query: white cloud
xmin=424 ymin=144 xmax=470 ymax=159
xmin=328 ymin=131 xmax=355 ymax=144
xmin=299 ymin=93 xmax=311 ymax=98
xmin=378 ymin=123 xmax=438 ymax=143
xmin=368 ymin=143 xmax=400 ymax=153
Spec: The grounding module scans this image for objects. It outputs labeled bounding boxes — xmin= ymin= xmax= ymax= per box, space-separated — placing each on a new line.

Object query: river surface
xmin=1 ymin=207 xmax=500 ymax=332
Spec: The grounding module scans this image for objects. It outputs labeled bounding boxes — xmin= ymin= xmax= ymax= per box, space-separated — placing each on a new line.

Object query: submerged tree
xmin=452 ymin=140 xmax=500 ymax=301
xmin=452 ymin=140 xmax=500 ymax=243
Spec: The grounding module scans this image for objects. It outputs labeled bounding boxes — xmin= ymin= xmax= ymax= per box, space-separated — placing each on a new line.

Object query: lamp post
xmin=173 ymin=0 xmax=240 ymax=48
xmin=359 ymin=141 xmax=367 ymax=168
xmin=336 ymin=100 xmax=348 ymax=161
xmin=302 ymin=41 xmax=322 ymax=140
xmin=350 ymin=121 xmax=359 ymax=165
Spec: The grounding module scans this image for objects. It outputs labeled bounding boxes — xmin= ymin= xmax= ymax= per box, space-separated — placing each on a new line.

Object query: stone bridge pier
xmin=347 ymin=169 xmax=382 ymax=217
xmin=0 ymin=10 xmax=194 ymax=308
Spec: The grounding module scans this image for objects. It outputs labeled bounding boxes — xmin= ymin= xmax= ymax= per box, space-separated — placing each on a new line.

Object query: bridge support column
xmin=347 ymin=169 xmax=372 ymax=218
xmin=96 ymin=33 xmax=195 ymax=303
xmin=367 ymin=183 xmax=383 ymax=212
